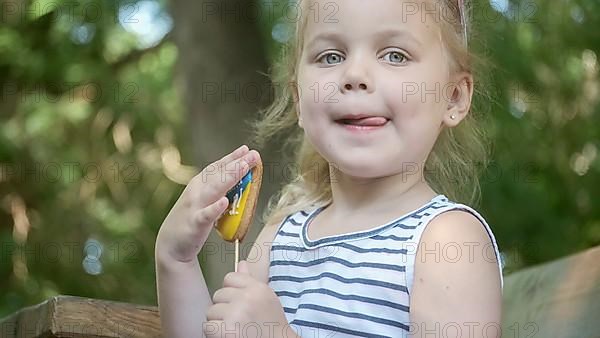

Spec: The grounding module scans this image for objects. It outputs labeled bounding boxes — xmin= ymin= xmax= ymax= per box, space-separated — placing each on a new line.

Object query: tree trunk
xmin=169 ymin=0 xmax=282 ymax=292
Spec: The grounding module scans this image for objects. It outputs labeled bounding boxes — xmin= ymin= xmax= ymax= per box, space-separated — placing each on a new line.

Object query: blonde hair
xmin=248 ymin=0 xmax=493 ymax=228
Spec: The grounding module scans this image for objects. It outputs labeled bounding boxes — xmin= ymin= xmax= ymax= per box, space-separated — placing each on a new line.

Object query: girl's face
xmin=296 ymin=0 xmax=469 ymax=179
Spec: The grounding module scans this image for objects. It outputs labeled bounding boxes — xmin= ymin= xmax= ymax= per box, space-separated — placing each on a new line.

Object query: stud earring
xmin=450 ymin=114 xmax=456 ymax=120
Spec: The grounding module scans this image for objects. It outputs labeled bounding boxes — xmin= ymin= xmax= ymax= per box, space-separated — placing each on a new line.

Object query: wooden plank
xmin=501 ymin=245 xmax=600 ymax=338
xmin=0 ymin=295 xmax=161 ymax=338
xmin=0 ymin=297 xmax=52 ymax=338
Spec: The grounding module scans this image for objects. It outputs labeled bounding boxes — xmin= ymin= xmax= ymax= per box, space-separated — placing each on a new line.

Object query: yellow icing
xmin=216 ymin=181 xmax=252 ymax=241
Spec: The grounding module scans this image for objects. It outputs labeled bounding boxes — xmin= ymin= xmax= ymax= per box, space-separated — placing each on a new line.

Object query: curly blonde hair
xmin=248 ymin=0 xmax=493 ymax=228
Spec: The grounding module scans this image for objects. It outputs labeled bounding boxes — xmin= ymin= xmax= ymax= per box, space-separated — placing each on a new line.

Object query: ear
xmin=443 ymin=72 xmax=473 ymax=128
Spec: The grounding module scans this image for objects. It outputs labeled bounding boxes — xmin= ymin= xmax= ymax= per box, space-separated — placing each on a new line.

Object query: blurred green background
xmin=0 ymin=0 xmax=598 ymax=318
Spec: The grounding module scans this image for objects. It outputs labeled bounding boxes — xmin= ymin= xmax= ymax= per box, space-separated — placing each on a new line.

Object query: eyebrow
xmin=306 ymin=28 xmax=423 ymax=51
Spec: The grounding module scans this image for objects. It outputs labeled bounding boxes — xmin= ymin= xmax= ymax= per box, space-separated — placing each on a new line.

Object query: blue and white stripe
xmin=268 ymin=194 xmax=504 ymax=338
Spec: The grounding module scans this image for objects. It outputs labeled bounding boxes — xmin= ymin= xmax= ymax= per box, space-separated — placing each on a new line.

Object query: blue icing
xmin=225 ymin=171 xmax=252 ymax=204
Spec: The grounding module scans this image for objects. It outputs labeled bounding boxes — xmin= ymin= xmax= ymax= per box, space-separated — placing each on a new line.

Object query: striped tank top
xmin=268 ymin=194 xmax=504 ymax=338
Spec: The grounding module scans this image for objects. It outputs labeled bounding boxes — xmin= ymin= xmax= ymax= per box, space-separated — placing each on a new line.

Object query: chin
xmin=325 ymin=152 xmax=390 ymax=180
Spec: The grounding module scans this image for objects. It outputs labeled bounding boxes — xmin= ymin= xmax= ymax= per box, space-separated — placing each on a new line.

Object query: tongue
xmin=342 ymin=117 xmax=388 ymax=126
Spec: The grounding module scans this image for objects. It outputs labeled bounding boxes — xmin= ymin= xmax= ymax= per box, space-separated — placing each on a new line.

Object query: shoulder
xmin=409 ymin=209 xmax=502 ymax=330
xmin=423 ymin=209 xmax=497 ymax=250
xmin=417 ymin=209 xmax=502 ymax=276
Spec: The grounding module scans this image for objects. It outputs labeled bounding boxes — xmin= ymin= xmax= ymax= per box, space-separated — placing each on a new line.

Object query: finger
xmin=190 ymin=195 xmax=229 ymax=229
xmin=223 ymin=270 xmax=256 ymax=288
xmin=197 ymin=150 xmax=260 ymax=208
xmin=212 ymin=287 xmax=237 ymax=304
xmin=213 ymin=144 xmax=249 ymax=169
xmin=237 ymin=260 xmax=250 ymax=274
xmin=206 ymin=303 xmax=229 ymax=321
xmin=193 ymin=144 xmax=248 ymax=192
xmin=203 ymin=319 xmax=226 ymax=337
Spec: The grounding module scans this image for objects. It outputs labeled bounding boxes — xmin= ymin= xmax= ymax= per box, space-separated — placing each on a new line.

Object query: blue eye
xmin=317 ymin=52 xmax=345 ymax=65
xmin=383 ymin=51 xmax=408 ymax=64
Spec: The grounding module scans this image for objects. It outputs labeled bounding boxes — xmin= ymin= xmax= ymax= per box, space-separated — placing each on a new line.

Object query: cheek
xmin=382 ymin=87 xmax=443 ymax=138
xmin=297 ymin=74 xmax=338 ymax=123
xmin=383 ymin=79 xmax=447 ymax=121
xmin=298 ymin=67 xmax=342 ymax=103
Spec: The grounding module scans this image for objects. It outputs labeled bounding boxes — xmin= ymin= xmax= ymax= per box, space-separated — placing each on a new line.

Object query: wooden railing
xmin=0 ymin=296 xmax=161 ymax=337
xmin=501 ymin=245 xmax=600 ymax=337
xmin=1 ymin=245 xmax=599 ymax=338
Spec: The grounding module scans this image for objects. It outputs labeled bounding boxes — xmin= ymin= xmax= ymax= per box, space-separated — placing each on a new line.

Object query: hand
xmin=155 ymin=145 xmax=261 ymax=264
xmin=203 ymin=260 xmax=296 ymax=338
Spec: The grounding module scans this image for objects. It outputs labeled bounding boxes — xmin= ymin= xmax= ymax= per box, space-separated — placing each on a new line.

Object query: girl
xmin=155 ymin=0 xmax=504 ymax=337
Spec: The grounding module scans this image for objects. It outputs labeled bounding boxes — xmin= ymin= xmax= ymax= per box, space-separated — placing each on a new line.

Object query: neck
xmin=326 ymin=164 xmax=438 ymax=221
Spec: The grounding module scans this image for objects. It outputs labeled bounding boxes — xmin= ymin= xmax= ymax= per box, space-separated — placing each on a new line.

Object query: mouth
xmin=334 ymin=114 xmax=391 ymax=133
xmin=334 ymin=114 xmax=390 ymax=127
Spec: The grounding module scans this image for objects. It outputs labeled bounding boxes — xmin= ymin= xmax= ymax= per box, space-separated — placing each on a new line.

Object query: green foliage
xmin=472 ymin=0 xmax=600 ymax=274
xmin=0 ymin=0 xmax=185 ymax=316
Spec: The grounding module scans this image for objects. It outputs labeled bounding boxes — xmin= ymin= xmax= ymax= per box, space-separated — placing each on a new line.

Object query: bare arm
xmin=409 ymin=210 xmax=503 ymax=338
xmin=155 ymin=247 xmax=212 ymax=337
xmin=155 ymin=219 xmax=278 ymax=337
xmin=154 ymin=145 xmax=260 ymax=338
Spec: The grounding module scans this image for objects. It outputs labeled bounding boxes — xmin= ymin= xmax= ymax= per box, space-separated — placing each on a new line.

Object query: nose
xmin=344 ymin=82 xmax=367 ymax=91
xmin=340 ymin=57 xmax=374 ymax=94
